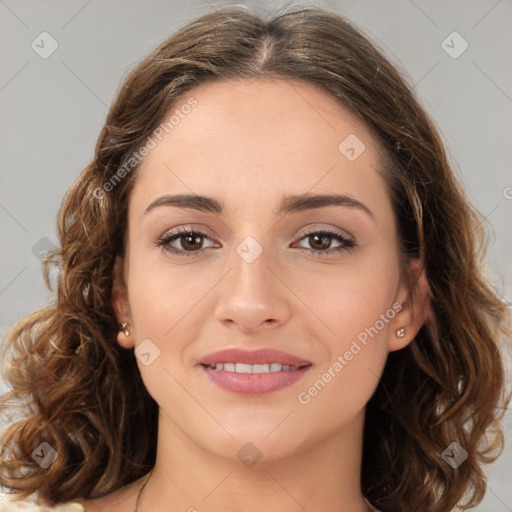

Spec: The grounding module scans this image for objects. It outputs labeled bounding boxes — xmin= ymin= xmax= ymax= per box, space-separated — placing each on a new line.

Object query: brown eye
xmin=179 ymin=232 xmax=205 ymax=251
xmin=294 ymin=228 xmax=356 ymax=256
xmin=308 ymin=233 xmax=334 ymax=251
xmin=155 ymin=228 xmax=215 ymax=257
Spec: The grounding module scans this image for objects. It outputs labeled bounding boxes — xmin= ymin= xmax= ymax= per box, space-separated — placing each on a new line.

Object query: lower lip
xmin=200 ymin=365 xmax=312 ymax=396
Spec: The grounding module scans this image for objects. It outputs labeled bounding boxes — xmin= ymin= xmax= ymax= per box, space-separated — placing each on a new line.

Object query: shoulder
xmin=0 ymin=497 xmax=85 ymax=512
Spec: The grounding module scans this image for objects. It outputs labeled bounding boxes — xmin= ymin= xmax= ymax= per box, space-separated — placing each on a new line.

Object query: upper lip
xmin=199 ymin=348 xmax=312 ymax=367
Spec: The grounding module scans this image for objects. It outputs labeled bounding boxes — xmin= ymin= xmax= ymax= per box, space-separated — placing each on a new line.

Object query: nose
xmin=214 ymin=243 xmax=292 ymax=334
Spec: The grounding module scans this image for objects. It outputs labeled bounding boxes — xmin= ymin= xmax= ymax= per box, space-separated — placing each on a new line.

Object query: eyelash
xmin=154 ymin=227 xmax=356 ymax=258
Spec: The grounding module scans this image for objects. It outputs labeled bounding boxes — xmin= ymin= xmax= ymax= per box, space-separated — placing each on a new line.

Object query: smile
xmin=198 ymin=347 xmax=313 ymax=396
xmin=205 ymin=362 xmax=302 ymax=373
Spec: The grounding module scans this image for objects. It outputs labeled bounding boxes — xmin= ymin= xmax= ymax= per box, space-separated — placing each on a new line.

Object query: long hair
xmin=1 ymin=5 xmax=510 ymax=511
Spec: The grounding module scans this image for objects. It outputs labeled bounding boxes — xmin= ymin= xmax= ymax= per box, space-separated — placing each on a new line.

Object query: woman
xmin=0 ymin=5 xmax=510 ymax=512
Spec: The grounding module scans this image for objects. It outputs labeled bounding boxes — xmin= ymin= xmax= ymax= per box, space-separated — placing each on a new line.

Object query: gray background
xmin=0 ymin=0 xmax=510 ymax=509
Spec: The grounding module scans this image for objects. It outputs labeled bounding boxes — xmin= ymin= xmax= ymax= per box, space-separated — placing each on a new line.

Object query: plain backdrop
xmin=0 ymin=0 xmax=511 ymax=509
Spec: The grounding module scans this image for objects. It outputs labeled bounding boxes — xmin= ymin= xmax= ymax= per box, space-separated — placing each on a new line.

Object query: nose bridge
xmin=214 ymin=231 xmax=291 ymax=330
xmin=227 ymin=232 xmax=277 ymax=305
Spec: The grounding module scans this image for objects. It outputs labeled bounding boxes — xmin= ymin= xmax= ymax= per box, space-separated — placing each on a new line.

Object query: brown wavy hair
xmin=1 ymin=5 xmax=510 ymax=511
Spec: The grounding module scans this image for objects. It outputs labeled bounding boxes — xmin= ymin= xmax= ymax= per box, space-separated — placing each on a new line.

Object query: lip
xmin=199 ymin=348 xmax=312 ymax=396
xmin=199 ymin=348 xmax=312 ymax=367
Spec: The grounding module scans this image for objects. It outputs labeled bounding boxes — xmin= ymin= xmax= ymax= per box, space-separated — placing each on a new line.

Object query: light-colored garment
xmin=0 ymin=496 xmax=85 ymax=512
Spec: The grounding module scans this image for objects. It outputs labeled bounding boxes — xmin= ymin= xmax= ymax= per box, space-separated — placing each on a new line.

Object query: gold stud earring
xmin=119 ymin=322 xmax=130 ymax=337
xmin=396 ymin=327 xmax=406 ymax=338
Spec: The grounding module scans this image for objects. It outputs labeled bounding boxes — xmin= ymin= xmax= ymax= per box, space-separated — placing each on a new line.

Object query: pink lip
xmin=199 ymin=348 xmax=312 ymax=396
xmin=199 ymin=348 xmax=311 ymax=367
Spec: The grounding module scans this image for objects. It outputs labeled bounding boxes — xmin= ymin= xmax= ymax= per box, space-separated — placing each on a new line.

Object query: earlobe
xmin=117 ymin=322 xmax=133 ymax=349
xmin=111 ymin=255 xmax=135 ymax=349
xmin=389 ymin=259 xmax=431 ymax=352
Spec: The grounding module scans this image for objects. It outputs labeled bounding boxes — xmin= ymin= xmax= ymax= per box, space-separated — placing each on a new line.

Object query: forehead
xmin=131 ymin=78 xmax=391 ymax=221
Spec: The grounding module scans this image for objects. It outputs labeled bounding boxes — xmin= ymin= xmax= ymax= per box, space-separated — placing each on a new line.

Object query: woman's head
xmin=110 ymin=73 xmax=430 ymax=482
xmin=1 ymin=5 xmax=509 ymax=512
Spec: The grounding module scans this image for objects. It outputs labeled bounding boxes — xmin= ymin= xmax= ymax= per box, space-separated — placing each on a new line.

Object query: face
xmin=113 ymin=78 xmax=420 ymax=464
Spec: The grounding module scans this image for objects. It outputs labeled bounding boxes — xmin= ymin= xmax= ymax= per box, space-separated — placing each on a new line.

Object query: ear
xmin=388 ymin=258 xmax=432 ymax=352
xmin=111 ymin=254 xmax=135 ymax=349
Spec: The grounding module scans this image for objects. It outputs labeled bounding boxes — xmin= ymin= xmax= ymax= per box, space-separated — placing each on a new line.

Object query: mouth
xmin=202 ymin=362 xmax=307 ymax=373
xmin=198 ymin=348 xmax=313 ymax=396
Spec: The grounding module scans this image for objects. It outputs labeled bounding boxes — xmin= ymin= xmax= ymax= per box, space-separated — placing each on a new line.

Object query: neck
xmin=139 ymin=408 xmax=370 ymax=512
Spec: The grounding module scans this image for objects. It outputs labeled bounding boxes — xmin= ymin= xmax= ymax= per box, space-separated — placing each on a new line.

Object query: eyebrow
xmin=144 ymin=193 xmax=374 ymax=218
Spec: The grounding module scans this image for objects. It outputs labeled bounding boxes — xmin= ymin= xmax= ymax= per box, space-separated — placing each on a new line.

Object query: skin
xmin=79 ymin=78 xmax=429 ymax=512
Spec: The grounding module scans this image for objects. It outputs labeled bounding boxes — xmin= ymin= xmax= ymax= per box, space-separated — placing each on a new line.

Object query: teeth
xmin=252 ymin=364 xmax=270 ymax=373
xmin=235 ymin=363 xmax=252 ymax=374
xmin=208 ymin=363 xmax=300 ymax=373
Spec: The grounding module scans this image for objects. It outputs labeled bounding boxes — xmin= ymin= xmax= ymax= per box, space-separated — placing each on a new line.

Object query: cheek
xmin=295 ymin=249 xmax=400 ymax=344
xmin=127 ymin=253 xmax=210 ymax=335
xmin=292 ymin=249 xmax=399 ymax=405
xmin=124 ymin=253 xmax=222 ymax=390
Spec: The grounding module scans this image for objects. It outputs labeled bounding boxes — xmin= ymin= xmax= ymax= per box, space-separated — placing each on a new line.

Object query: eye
xmin=154 ymin=228 xmax=216 ymax=257
xmin=293 ymin=228 xmax=356 ymax=256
